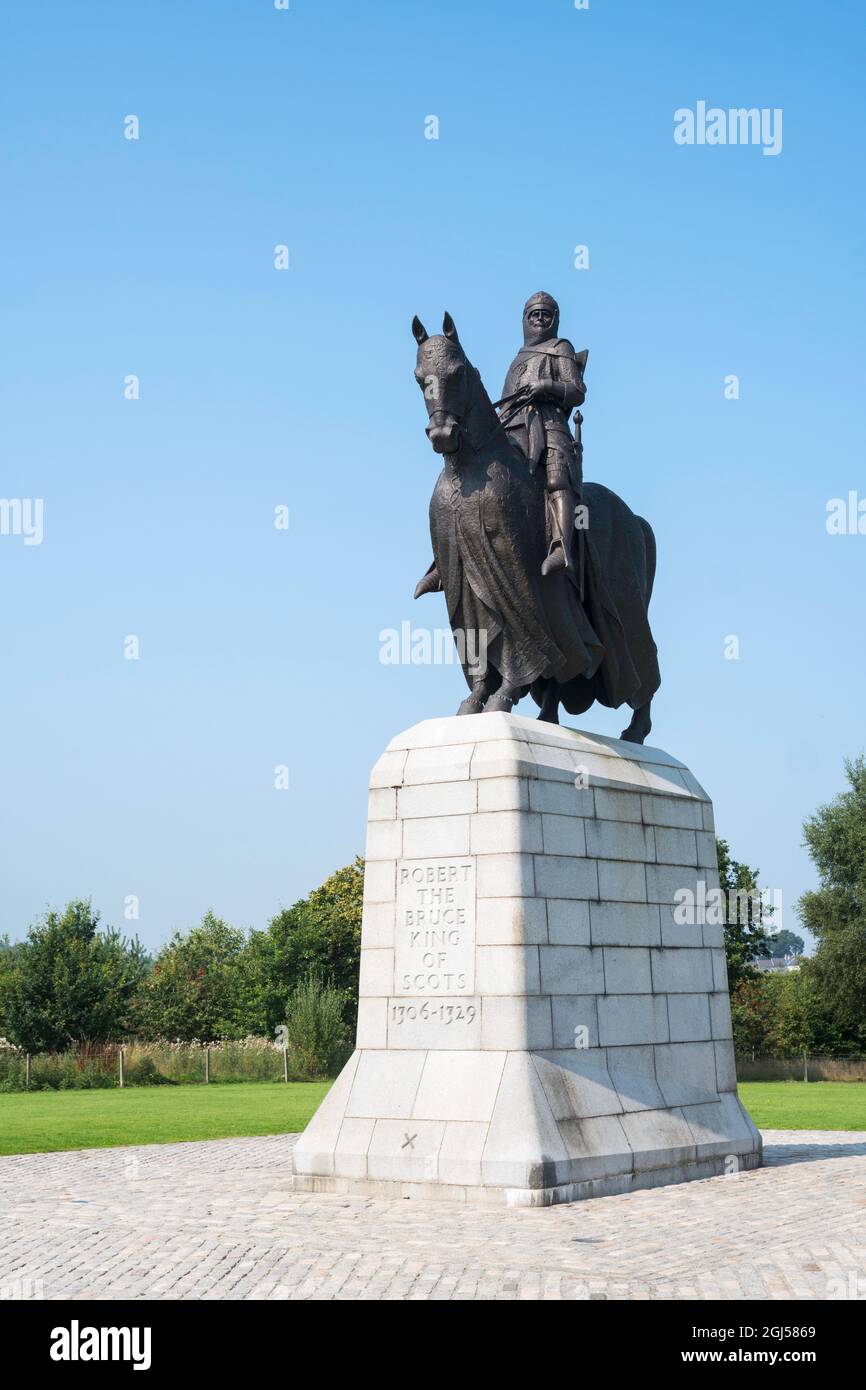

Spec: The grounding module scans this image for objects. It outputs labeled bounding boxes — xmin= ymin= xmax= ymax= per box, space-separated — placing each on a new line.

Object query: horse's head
xmin=411 ymin=312 xmax=475 ymax=455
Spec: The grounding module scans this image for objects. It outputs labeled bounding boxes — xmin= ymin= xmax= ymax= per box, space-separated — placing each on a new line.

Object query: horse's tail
xmin=637 ymin=516 xmax=657 ymax=606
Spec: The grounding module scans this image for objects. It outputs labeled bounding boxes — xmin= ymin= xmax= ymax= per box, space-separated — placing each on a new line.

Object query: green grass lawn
xmin=1 ymin=1080 xmax=864 ymax=1158
xmin=0 ymin=1081 xmax=332 ymax=1156
xmin=738 ymin=1081 xmax=866 ymax=1132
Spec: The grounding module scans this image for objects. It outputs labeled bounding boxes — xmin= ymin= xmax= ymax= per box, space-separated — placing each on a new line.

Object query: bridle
xmin=425 ymin=366 xmax=529 ymax=456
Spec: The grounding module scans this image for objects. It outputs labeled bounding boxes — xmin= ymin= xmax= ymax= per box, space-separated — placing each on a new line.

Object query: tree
xmin=768 ymin=929 xmax=805 ymax=959
xmin=798 ymin=756 xmax=866 ymax=1048
xmin=0 ymin=901 xmax=148 ymax=1053
xmin=765 ymin=971 xmax=845 ymax=1057
xmin=0 ymin=934 xmax=22 ymax=1039
xmin=729 ymin=976 xmax=772 ymax=1058
xmin=245 ymin=858 xmax=364 ymax=1036
xmin=715 ymin=838 xmax=771 ymax=988
xmin=134 ymin=912 xmax=251 ymax=1042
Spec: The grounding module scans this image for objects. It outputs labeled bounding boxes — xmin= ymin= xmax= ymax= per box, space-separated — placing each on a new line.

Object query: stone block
xmin=540 ymin=813 xmax=587 ymax=857
xmin=619 ymin=1107 xmax=697 ymax=1169
xmin=333 ymin=1118 xmax=375 ymax=1179
xmin=603 ymin=946 xmax=652 ymax=993
xmin=402 ymin=814 xmax=470 ymax=858
xmin=550 ymin=995 xmax=599 ymax=1049
xmin=362 ymin=859 xmax=396 ymax=904
xmin=367 ymin=787 xmax=397 ymax=821
xmin=476 ymin=944 xmax=540 ymax=996
xmin=667 ymin=992 xmax=712 ymax=1042
xmin=709 ymin=991 xmax=734 ymax=1039
xmin=361 ymin=900 xmax=395 ymax=948
xmin=540 ymin=945 xmax=604 ymax=995
xmin=368 ymin=749 xmax=408 ymax=789
xmin=413 ymin=1051 xmax=506 ymax=1123
xmin=593 ymin=786 xmax=642 ymax=822
xmin=659 ymin=903 xmax=704 ymax=948
xmin=476 ymin=853 xmax=535 ymax=898
xmin=367 ymin=1119 xmax=445 ymax=1183
xmin=471 ymin=810 xmax=543 ymax=855
xmin=641 ymin=793 xmax=703 ymax=830
xmin=714 ymin=1039 xmax=738 ymax=1093
xmin=403 ymin=743 xmax=472 ymax=784
xmin=534 ymin=854 xmax=598 ymax=900
xmin=529 ymin=780 xmax=594 ymax=816
xmin=397 ymin=780 xmax=477 ymax=819
xmin=606 ymin=1044 xmax=666 ymax=1112
xmin=481 ymin=1052 xmax=569 ymax=1189
xmin=345 ymin=1051 xmax=425 ymax=1120
xmin=654 ymin=1041 xmax=719 ymax=1107
xmin=586 ymin=819 xmax=654 ymax=863
xmin=438 ymin=1121 xmax=488 ymax=1186
xmin=358 ymin=948 xmax=393 ymax=998
xmin=477 ymin=777 xmax=529 ymax=812
xmin=481 ymin=996 xmax=553 ymax=1050
xmin=364 ymin=819 xmax=402 ymax=861
xmin=356 ymin=998 xmax=388 ymax=1048
xmin=476 ymin=895 xmax=548 ymax=945
xmin=590 ymin=901 xmax=661 ymax=946
xmin=597 ymin=858 xmax=647 ymax=903
xmin=653 ymin=827 xmax=698 ymax=866
xmin=546 ymin=898 xmax=591 ymax=945
xmin=651 ymin=947 xmax=714 ymax=993
xmin=599 ymin=993 xmax=669 ymax=1045
xmin=533 ymin=1048 xmax=621 ymax=1120
xmin=646 ymin=862 xmax=703 ymax=905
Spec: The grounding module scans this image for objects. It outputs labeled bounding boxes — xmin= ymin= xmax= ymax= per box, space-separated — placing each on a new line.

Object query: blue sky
xmin=1 ymin=0 xmax=864 ymax=951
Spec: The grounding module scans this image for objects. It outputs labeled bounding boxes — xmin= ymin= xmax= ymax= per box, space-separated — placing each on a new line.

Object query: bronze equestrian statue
xmin=412 ymin=295 xmax=659 ymax=743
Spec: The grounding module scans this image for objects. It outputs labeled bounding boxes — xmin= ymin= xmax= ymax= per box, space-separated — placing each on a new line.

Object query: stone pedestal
xmin=292 ymin=714 xmax=762 ymax=1206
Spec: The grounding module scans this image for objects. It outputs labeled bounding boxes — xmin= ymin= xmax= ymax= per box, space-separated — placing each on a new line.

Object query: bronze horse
xmin=412 ymin=313 xmax=660 ymax=742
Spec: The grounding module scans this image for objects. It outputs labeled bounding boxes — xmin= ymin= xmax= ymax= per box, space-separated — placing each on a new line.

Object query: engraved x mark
xmin=402 ymin=1132 xmax=418 ymax=1150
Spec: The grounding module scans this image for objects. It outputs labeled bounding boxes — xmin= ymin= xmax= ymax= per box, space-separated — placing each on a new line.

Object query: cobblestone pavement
xmin=1 ymin=1131 xmax=865 ymax=1300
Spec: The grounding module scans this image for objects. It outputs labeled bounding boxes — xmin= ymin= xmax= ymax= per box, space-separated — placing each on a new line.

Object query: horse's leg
xmin=537 ymin=679 xmax=560 ymax=725
xmin=482 ymin=681 xmax=525 ymax=714
xmin=457 ymin=672 xmax=496 ymax=715
xmin=620 ymin=699 xmax=652 ymax=744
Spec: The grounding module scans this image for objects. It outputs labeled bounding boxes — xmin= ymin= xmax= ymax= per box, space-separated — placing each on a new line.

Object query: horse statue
xmin=411 ymin=312 xmax=660 ymax=743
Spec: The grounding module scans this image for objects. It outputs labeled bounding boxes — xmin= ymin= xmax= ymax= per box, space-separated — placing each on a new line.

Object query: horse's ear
xmin=411 ymin=315 xmax=429 ymax=345
xmin=442 ymin=311 xmax=459 ymax=343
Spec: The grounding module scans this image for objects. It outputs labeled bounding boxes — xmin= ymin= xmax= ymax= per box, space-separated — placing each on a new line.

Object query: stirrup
xmin=541 ymin=545 xmax=567 ymax=577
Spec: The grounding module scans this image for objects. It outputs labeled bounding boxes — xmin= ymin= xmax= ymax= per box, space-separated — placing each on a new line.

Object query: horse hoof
xmin=457 ymin=697 xmax=484 ymax=716
xmin=620 ymin=721 xmax=651 ymax=745
xmin=483 ymin=693 xmax=516 ymax=714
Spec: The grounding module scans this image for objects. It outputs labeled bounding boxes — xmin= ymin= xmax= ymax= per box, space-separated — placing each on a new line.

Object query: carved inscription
xmin=394 ymin=858 xmax=476 ymax=996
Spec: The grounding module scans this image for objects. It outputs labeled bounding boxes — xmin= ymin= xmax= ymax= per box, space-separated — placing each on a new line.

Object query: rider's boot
xmin=414 ymin=562 xmax=442 ymax=599
xmin=541 ymin=488 xmax=576 ymax=577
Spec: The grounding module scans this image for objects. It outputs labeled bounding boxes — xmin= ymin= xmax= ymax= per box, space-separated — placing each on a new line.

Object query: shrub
xmin=281 ymin=975 xmax=352 ymax=1079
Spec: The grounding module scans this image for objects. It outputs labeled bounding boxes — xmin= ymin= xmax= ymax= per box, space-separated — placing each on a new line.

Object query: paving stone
xmin=3 ymin=1131 xmax=862 ymax=1301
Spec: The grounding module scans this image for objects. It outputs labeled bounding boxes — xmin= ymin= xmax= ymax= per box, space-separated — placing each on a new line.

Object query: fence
xmin=736 ymin=1054 xmax=866 ymax=1083
xmin=0 ymin=1038 xmax=320 ymax=1092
